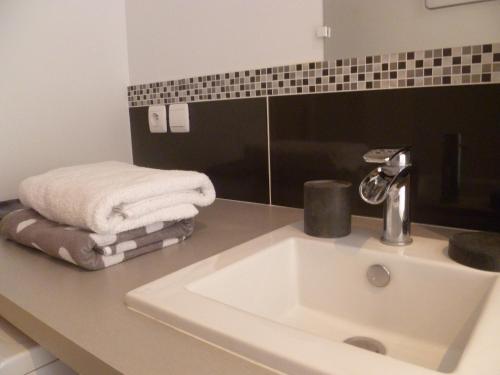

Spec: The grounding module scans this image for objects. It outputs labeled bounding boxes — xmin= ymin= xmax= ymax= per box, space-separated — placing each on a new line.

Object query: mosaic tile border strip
xmin=128 ymin=42 xmax=500 ymax=108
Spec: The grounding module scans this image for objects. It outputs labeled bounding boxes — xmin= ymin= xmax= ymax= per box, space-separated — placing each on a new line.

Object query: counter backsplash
xmin=128 ymin=41 xmax=500 ymax=108
xmin=129 ymin=41 xmax=500 ymax=232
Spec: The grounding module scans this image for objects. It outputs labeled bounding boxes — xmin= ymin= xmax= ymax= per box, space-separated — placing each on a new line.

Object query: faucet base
xmin=380 ymin=236 xmax=413 ymax=246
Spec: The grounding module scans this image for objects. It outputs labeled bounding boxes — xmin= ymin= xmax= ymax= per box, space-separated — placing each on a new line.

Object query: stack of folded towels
xmin=0 ymin=161 xmax=216 ymax=270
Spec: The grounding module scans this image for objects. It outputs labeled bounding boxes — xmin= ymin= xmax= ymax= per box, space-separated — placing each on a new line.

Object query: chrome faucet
xmin=359 ymin=147 xmax=412 ymax=245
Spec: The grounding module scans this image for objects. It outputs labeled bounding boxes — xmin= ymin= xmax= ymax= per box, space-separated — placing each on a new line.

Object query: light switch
xmin=169 ymin=103 xmax=190 ymax=133
xmin=148 ymin=105 xmax=167 ymax=133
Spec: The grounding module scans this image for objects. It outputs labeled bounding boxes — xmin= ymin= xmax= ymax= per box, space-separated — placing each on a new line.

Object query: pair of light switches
xmin=148 ymin=104 xmax=189 ymax=133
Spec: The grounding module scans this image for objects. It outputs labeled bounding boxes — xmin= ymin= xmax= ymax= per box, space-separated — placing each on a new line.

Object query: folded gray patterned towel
xmin=0 ymin=208 xmax=194 ymax=270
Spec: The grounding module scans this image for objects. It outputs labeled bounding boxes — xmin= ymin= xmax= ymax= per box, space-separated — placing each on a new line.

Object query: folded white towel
xmin=18 ymin=161 xmax=216 ymax=234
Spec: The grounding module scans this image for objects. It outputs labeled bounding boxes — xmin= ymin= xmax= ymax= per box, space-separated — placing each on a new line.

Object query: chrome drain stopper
xmin=366 ymin=264 xmax=391 ymax=287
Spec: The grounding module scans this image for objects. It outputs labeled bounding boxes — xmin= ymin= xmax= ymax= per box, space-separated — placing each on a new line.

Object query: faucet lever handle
xmin=363 ymin=147 xmax=410 ymax=164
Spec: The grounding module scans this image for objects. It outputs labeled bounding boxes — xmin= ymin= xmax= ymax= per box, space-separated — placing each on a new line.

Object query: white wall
xmin=0 ymin=0 xmax=132 ymax=200
xmin=126 ymin=0 xmax=324 ymax=84
xmin=324 ymin=0 xmax=500 ymax=60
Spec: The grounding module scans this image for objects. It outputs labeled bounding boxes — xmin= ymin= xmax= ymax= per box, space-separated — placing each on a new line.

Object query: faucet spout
xmin=359 ymin=165 xmax=406 ymax=205
xmin=359 ymin=148 xmax=412 ymax=245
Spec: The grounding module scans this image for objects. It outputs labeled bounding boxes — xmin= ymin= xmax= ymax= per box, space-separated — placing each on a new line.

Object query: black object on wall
xmin=129 ymin=98 xmax=269 ymax=204
xmin=269 ymin=84 xmax=500 ymax=231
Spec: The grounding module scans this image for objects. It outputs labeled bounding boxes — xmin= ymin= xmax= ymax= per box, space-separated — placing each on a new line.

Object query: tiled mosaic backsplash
xmin=128 ymin=42 xmax=500 ymax=108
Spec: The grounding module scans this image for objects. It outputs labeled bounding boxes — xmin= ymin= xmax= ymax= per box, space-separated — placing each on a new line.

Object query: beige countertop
xmin=0 ymin=199 xmax=465 ymax=375
xmin=0 ymin=199 xmax=303 ymax=375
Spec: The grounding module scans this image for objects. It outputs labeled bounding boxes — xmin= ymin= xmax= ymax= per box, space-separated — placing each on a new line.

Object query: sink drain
xmin=366 ymin=264 xmax=391 ymax=287
xmin=344 ymin=336 xmax=386 ymax=355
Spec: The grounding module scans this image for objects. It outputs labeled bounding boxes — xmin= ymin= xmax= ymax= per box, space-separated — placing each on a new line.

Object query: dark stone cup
xmin=304 ymin=180 xmax=352 ymax=238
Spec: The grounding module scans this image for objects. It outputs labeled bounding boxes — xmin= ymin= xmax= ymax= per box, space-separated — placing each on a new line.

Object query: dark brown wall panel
xmin=129 ymin=98 xmax=269 ymax=204
xmin=129 ymin=85 xmax=500 ymax=231
xmin=269 ymin=84 xmax=500 ymax=231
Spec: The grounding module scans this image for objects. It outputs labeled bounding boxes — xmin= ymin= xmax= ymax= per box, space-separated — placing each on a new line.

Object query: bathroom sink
xmin=126 ymin=220 xmax=500 ymax=375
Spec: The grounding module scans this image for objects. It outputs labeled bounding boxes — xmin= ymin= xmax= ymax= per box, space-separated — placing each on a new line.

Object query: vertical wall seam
xmin=266 ymin=96 xmax=272 ymax=205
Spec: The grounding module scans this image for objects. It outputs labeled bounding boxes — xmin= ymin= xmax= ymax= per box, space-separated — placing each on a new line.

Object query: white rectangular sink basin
xmin=126 ymin=220 xmax=500 ymax=375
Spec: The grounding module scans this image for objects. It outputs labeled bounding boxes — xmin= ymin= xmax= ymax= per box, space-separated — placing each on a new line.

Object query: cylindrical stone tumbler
xmin=304 ymin=180 xmax=352 ymax=238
